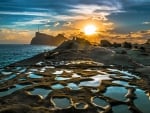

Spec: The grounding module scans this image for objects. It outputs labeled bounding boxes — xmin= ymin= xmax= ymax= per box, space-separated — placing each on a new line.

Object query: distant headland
xmin=30 ymin=32 xmax=67 ymax=46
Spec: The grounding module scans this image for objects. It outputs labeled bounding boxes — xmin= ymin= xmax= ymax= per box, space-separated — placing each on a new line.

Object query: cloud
xmin=13 ymin=18 xmax=51 ymax=26
xmin=102 ymin=22 xmax=114 ymax=30
xmin=99 ymin=29 xmax=150 ymax=44
xmin=54 ymin=22 xmax=60 ymax=27
xmin=63 ymin=22 xmax=72 ymax=27
xmin=45 ymin=24 xmax=51 ymax=27
xmin=142 ymin=21 xmax=150 ymax=25
xmin=68 ymin=3 xmax=122 ymax=21
xmin=41 ymin=28 xmax=78 ymax=37
xmin=0 ymin=11 xmax=50 ymax=16
xmin=0 ymin=1 xmax=124 ymax=25
xmin=0 ymin=29 xmax=34 ymax=44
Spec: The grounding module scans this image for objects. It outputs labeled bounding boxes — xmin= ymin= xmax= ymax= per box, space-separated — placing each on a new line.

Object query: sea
xmin=0 ymin=44 xmax=55 ymax=68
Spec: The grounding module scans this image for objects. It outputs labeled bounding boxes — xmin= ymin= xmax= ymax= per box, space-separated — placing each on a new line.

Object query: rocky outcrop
xmin=56 ymin=37 xmax=92 ymax=50
xmin=100 ymin=40 xmax=112 ymax=47
xmin=46 ymin=38 xmax=138 ymax=67
xmin=13 ymin=37 xmax=146 ymax=67
xmin=30 ymin=32 xmax=67 ymax=46
xmin=146 ymin=39 xmax=150 ymax=44
xmin=139 ymin=39 xmax=150 ymax=53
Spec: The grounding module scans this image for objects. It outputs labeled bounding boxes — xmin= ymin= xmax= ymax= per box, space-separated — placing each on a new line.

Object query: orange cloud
xmin=0 ymin=29 xmax=34 ymax=44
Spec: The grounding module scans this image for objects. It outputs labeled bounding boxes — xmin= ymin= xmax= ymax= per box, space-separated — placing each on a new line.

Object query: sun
xmin=84 ymin=24 xmax=96 ymax=35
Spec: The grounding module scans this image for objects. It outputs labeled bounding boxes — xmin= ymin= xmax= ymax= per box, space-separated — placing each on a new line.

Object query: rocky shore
xmin=0 ymin=38 xmax=150 ymax=113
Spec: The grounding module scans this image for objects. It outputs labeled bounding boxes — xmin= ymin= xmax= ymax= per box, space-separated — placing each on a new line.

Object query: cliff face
xmin=30 ymin=32 xmax=67 ymax=46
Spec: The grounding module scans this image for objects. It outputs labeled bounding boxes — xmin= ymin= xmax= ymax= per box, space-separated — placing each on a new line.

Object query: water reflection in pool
xmin=134 ymin=89 xmax=150 ymax=113
xmin=28 ymin=73 xmax=43 ymax=79
xmin=112 ymin=105 xmax=132 ymax=113
xmin=0 ymin=84 xmax=30 ymax=97
xmin=104 ymin=86 xmax=127 ymax=101
xmin=51 ymin=84 xmax=64 ymax=89
xmin=92 ymin=97 xmax=109 ymax=107
xmin=67 ymin=83 xmax=80 ymax=90
xmin=51 ymin=97 xmax=71 ymax=109
xmin=30 ymin=88 xmax=52 ymax=98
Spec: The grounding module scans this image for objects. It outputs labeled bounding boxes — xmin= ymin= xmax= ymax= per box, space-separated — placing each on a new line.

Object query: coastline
xmin=3 ymin=39 xmax=150 ymax=91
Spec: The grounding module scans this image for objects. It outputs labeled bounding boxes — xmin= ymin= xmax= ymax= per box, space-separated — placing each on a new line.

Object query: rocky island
xmin=0 ymin=38 xmax=150 ymax=113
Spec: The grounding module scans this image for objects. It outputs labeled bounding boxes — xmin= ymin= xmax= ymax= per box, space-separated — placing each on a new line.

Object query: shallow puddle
xmin=19 ymin=78 xmax=27 ymax=81
xmin=0 ymin=84 xmax=30 ymax=97
xmin=53 ymin=70 xmax=63 ymax=75
xmin=29 ymin=68 xmax=38 ymax=72
xmin=36 ymin=61 xmax=44 ymax=66
xmin=30 ymin=88 xmax=52 ymax=98
xmin=51 ymin=84 xmax=64 ymax=89
xmin=1 ymin=74 xmax=16 ymax=83
xmin=112 ymin=105 xmax=132 ymax=113
xmin=45 ymin=66 xmax=55 ymax=69
xmin=67 ymin=83 xmax=80 ymax=90
xmin=104 ymin=86 xmax=127 ymax=101
xmin=15 ymin=67 xmax=22 ymax=70
xmin=1 ymin=71 xmax=12 ymax=75
xmin=28 ymin=73 xmax=43 ymax=79
xmin=51 ymin=97 xmax=71 ymax=109
xmin=134 ymin=89 xmax=150 ymax=113
xmin=107 ymin=68 xmax=139 ymax=79
xmin=90 ymin=74 xmax=111 ymax=81
xmin=79 ymin=74 xmax=111 ymax=87
xmin=79 ymin=80 xmax=100 ymax=87
xmin=119 ymin=75 xmax=133 ymax=79
xmin=92 ymin=97 xmax=109 ymax=107
xmin=112 ymin=80 xmax=135 ymax=87
xmin=18 ymin=68 xmax=26 ymax=73
xmin=39 ymin=68 xmax=46 ymax=73
xmin=55 ymin=77 xmax=70 ymax=81
xmin=1 ymin=65 xmax=150 ymax=112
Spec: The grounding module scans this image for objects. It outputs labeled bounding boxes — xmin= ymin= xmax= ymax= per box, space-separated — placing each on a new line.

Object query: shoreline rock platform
xmin=0 ymin=38 xmax=150 ymax=113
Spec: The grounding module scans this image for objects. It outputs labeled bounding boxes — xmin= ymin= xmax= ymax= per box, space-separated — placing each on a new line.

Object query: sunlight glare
xmin=84 ymin=25 xmax=96 ymax=35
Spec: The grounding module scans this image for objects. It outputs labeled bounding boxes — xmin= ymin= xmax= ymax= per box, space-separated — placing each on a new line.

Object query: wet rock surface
xmin=0 ymin=61 xmax=150 ymax=113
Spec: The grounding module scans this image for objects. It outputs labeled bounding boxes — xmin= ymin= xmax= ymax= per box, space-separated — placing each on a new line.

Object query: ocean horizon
xmin=0 ymin=44 xmax=55 ymax=68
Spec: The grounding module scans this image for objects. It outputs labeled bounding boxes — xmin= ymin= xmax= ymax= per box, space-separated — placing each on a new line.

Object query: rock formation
xmin=146 ymin=39 xmax=150 ymax=44
xmin=45 ymin=37 xmax=137 ymax=67
xmin=100 ymin=40 xmax=112 ymax=47
xmin=30 ymin=32 xmax=67 ymax=46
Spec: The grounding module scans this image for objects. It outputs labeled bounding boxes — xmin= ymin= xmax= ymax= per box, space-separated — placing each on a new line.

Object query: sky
xmin=0 ymin=0 xmax=150 ymax=44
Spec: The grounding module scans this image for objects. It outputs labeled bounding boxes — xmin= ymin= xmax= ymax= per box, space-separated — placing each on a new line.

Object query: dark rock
xmin=146 ymin=39 xmax=150 ymax=44
xmin=100 ymin=40 xmax=112 ymax=47
xmin=112 ymin=42 xmax=121 ymax=48
xmin=56 ymin=37 xmax=92 ymax=50
xmin=122 ymin=42 xmax=132 ymax=48
xmin=30 ymin=32 xmax=67 ymax=46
